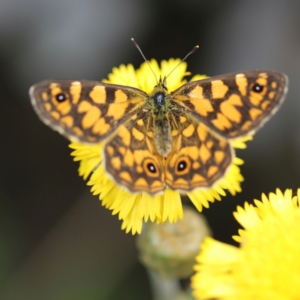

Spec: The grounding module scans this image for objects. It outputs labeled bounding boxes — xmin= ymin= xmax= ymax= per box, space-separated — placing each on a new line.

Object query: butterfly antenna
xmin=131 ymin=38 xmax=159 ymax=84
xmin=166 ymin=45 xmax=199 ymax=79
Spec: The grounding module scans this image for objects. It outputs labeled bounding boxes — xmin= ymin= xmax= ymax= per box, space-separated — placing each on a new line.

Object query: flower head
xmin=70 ymin=59 xmax=247 ymax=234
xmin=191 ymin=188 xmax=300 ymax=300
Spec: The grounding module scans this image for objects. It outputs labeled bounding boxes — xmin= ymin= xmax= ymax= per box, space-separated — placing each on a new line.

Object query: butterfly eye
xmin=55 ymin=92 xmax=68 ymax=102
xmin=252 ymin=83 xmax=264 ymax=93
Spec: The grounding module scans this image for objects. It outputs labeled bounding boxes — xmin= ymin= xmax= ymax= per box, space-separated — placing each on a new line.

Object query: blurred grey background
xmin=0 ymin=0 xmax=299 ymax=299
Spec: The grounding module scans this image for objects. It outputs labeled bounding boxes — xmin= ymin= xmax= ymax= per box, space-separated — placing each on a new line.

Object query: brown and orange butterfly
xmin=30 ymin=69 xmax=288 ymax=195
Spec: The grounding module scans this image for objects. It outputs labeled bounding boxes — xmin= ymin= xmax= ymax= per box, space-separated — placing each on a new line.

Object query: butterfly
xmin=29 ymin=69 xmax=288 ymax=195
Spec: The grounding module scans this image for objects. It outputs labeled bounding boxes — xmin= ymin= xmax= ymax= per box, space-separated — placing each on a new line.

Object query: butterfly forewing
xmin=30 ymin=80 xmax=147 ymax=144
xmin=171 ymin=70 xmax=288 ymax=139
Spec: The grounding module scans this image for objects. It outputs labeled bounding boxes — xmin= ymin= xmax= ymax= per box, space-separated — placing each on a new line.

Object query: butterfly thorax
xmin=148 ymin=78 xmax=172 ymax=157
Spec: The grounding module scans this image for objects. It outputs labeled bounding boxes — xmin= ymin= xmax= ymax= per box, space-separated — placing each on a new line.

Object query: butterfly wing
xmin=171 ymin=71 xmax=288 ymax=139
xmin=29 ymin=80 xmax=147 ymax=144
xmin=165 ymin=112 xmax=233 ymax=192
xmin=103 ymin=110 xmax=165 ymax=195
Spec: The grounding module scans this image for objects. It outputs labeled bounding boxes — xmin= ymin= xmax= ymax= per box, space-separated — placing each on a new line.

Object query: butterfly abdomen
xmin=153 ymin=117 xmax=171 ymax=157
xmin=148 ymin=83 xmax=173 ymax=157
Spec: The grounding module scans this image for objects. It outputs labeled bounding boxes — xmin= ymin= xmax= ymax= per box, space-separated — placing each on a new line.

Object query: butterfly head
xmin=149 ymin=77 xmax=170 ymax=115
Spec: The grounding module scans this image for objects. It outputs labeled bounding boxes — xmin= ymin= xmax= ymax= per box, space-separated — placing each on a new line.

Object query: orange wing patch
xmin=89 ymin=85 xmax=106 ymax=104
xmin=211 ymin=80 xmax=229 ymax=99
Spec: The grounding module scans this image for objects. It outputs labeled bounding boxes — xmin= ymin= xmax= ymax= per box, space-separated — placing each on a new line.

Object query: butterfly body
xmin=139 ymin=78 xmax=172 ymax=157
xmin=30 ymin=70 xmax=288 ymax=195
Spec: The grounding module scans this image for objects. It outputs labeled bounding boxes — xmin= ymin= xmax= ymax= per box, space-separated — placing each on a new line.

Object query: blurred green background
xmin=0 ymin=0 xmax=299 ymax=299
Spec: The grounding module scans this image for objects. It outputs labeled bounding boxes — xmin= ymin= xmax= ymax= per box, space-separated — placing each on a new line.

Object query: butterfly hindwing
xmin=103 ymin=111 xmax=165 ymax=194
xmin=165 ymin=113 xmax=233 ymax=192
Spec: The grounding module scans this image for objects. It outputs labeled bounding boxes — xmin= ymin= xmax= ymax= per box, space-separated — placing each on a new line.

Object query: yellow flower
xmin=70 ymin=59 xmax=247 ymax=234
xmin=191 ymin=188 xmax=300 ymax=300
